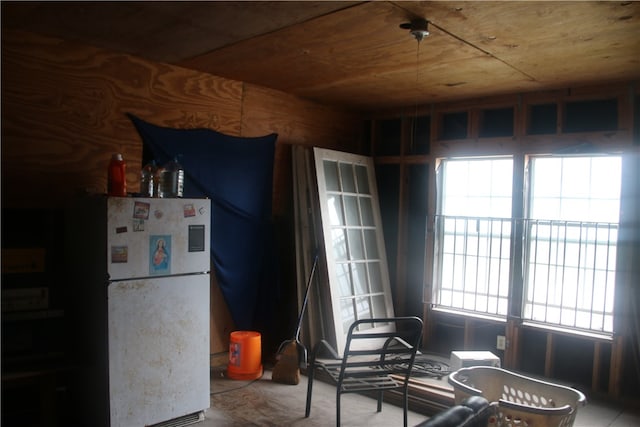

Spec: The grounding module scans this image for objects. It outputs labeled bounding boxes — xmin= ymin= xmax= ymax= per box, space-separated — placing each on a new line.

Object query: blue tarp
xmin=127 ymin=114 xmax=278 ymax=332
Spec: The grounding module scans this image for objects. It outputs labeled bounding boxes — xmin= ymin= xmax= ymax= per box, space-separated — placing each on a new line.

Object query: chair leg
xmin=336 ymin=390 xmax=341 ymax=426
xmin=377 ymin=390 xmax=383 ymax=412
xmin=305 ymin=364 xmax=315 ymax=418
xmin=403 ymin=387 xmax=408 ymax=427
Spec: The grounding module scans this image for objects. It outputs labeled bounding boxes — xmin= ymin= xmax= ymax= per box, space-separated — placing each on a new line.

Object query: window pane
xmin=442 ymin=158 xmax=513 ymax=218
xmin=530 ymin=157 xmax=621 ymax=222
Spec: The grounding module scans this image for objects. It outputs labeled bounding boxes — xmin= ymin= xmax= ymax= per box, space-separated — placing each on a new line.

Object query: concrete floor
xmin=201 ymin=366 xmax=426 ymax=426
xmin=196 ymin=367 xmax=640 ymax=427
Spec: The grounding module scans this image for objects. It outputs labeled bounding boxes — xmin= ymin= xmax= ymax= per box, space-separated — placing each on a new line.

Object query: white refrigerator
xmin=65 ymin=196 xmax=211 ymax=427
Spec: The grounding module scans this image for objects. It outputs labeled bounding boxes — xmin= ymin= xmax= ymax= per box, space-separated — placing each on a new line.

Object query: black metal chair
xmin=304 ymin=316 xmax=423 ymax=427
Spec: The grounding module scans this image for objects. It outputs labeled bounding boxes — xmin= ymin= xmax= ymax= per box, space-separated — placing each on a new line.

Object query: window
xmin=433 ymin=157 xmax=513 ymax=317
xmin=524 ymin=156 xmax=621 ymax=333
xmin=433 ymin=155 xmax=622 ymax=335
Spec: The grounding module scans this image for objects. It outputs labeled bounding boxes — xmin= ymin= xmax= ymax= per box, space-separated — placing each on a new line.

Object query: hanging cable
xmin=411 ymin=34 xmax=422 ymax=154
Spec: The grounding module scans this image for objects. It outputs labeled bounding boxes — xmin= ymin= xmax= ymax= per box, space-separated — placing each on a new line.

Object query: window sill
xmin=430 ymin=307 xmax=615 ymax=341
xmin=521 ymin=320 xmax=614 ymax=342
xmin=431 ymin=306 xmax=507 ymax=324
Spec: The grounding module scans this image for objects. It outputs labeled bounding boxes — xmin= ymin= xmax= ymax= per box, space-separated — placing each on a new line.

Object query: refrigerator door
xmin=107 ymin=274 xmax=210 ymax=427
xmin=107 ymin=197 xmax=211 ymax=281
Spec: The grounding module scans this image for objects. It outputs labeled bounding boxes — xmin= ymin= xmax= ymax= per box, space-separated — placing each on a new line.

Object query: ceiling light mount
xmin=400 ymin=18 xmax=430 ymax=43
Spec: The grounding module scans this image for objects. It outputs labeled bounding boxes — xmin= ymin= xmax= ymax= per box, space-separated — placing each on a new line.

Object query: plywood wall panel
xmin=241 ymin=83 xmax=363 ymax=217
xmin=1 ymin=29 xmax=243 ymax=208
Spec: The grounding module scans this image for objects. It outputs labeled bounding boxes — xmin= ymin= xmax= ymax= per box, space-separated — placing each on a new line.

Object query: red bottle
xmin=108 ymin=153 xmax=127 ymax=197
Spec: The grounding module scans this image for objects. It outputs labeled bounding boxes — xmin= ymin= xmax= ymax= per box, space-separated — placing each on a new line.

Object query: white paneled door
xmin=314 ymin=147 xmax=395 ymax=355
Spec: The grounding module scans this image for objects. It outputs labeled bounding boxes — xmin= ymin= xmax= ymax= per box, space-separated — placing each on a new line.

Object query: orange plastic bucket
xmin=227 ymin=331 xmax=263 ymax=380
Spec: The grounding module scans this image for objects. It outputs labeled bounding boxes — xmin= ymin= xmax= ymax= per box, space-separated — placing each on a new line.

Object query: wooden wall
xmin=1 ymin=29 xmax=363 ymax=356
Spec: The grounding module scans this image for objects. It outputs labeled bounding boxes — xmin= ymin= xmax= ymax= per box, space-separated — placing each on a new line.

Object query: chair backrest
xmin=339 ymin=317 xmax=423 ymax=385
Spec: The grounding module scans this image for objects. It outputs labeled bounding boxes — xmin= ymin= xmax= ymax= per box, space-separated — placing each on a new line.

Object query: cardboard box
xmin=450 ymin=350 xmax=501 ymax=372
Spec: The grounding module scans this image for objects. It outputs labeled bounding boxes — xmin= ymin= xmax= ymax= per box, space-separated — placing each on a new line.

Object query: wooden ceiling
xmin=3 ymin=1 xmax=640 ymax=111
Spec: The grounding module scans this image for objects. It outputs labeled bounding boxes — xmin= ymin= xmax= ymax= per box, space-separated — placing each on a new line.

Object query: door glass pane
xmin=355 ymin=165 xmax=370 ymax=194
xmin=369 ymin=262 xmax=383 ymax=293
xmin=364 ymin=229 xmax=378 ymax=258
xmin=341 ymin=299 xmax=355 ymax=331
xmin=332 ymin=229 xmax=347 ymax=261
xmin=340 ymin=163 xmax=356 ymax=193
xmin=356 ymin=297 xmax=372 ymax=320
xmin=336 ymin=263 xmax=352 ymax=297
xmin=360 ymin=197 xmax=374 ymax=226
xmin=348 ymin=229 xmax=364 ymax=260
xmin=344 ymin=196 xmax=360 ymax=225
xmin=358 ymin=321 xmax=374 ymax=331
xmin=324 ymin=160 xmax=340 ymax=191
xmin=372 ymin=295 xmax=386 ymax=317
xmin=327 ymin=195 xmax=344 ymax=225
xmin=353 ymin=263 xmax=368 ymax=295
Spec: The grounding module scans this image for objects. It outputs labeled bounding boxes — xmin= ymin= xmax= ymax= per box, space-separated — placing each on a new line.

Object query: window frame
xmin=431 ymin=153 xmax=622 ymax=337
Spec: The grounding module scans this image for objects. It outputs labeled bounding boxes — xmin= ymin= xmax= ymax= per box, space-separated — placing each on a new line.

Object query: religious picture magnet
xmin=149 ymin=235 xmax=171 ymax=275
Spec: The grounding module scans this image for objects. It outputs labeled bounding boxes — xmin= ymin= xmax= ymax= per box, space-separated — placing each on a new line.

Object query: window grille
xmin=523 ymin=219 xmax=618 ymax=333
xmin=433 ymin=215 xmax=512 ymax=317
xmin=433 ymin=215 xmax=619 ymax=334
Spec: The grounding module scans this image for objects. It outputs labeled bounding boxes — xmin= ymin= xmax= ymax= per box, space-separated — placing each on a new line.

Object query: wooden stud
xmin=609 ymin=335 xmax=624 ymax=398
xmin=395 ymin=118 xmax=410 ymax=315
xmin=592 ymin=341 xmax=602 ymax=392
xmin=544 ymin=332 xmax=555 ymax=378
xmin=464 ymin=318 xmax=474 ymax=350
xmin=422 ymin=305 xmax=434 ymax=350
xmin=504 ymin=318 xmax=521 ymax=370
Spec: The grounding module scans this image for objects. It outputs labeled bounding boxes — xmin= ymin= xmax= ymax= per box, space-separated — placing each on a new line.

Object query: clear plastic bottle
xmin=107 ymin=153 xmax=127 ymax=197
xmin=159 ymin=157 xmax=184 ymax=198
xmin=155 ymin=163 xmax=168 ymax=198
xmin=140 ymin=160 xmax=157 ymax=197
